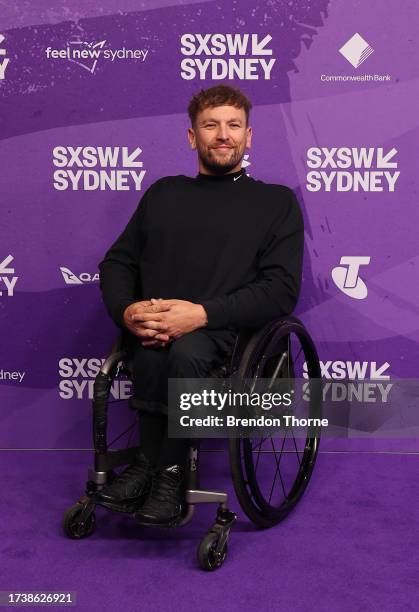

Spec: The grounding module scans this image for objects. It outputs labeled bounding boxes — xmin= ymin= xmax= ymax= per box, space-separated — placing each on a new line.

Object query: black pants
xmin=130 ymin=329 xmax=237 ymax=468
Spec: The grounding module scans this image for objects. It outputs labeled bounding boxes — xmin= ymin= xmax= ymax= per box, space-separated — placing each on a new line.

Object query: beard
xmin=197 ymin=143 xmax=244 ymax=175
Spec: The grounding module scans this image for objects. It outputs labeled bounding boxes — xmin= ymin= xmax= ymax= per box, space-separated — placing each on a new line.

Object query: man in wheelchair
xmin=95 ymin=84 xmax=304 ymax=528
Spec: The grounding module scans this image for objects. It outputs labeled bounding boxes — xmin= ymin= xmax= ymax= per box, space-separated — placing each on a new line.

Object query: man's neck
xmin=198 ymin=163 xmax=243 ymax=176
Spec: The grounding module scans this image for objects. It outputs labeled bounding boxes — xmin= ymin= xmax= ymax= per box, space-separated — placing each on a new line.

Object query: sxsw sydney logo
xmin=180 ymin=33 xmax=276 ymax=80
xmin=0 ymin=255 xmax=18 ymax=297
xmin=45 ymin=39 xmax=149 ymax=74
xmin=53 ymin=145 xmax=146 ymax=191
xmin=59 ymin=357 xmax=131 ymax=400
xmin=0 ymin=33 xmax=10 ymax=79
xmin=306 ymin=147 xmax=400 ymax=192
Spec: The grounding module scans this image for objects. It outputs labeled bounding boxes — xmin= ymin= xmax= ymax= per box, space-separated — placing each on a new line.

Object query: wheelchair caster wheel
xmin=197 ymin=532 xmax=228 ymax=571
xmin=62 ymin=503 xmax=96 ymax=539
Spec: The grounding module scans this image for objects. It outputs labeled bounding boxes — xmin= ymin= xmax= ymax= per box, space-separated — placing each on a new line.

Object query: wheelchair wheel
xmin=62 ymin=503 xmax=96 ymax=539
xmin=229 ymin=318 xmax=321 ymax=528
xmin=197 ymin=531 xmax=228 ymax=571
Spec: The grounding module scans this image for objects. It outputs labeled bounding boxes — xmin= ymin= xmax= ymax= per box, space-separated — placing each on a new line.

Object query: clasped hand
xmin=123 ymin=299 xmax=208 ymax=347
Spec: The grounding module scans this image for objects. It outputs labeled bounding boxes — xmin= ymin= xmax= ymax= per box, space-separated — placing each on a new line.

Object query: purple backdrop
xmin=1 ymin=0 xmax=418 ymax=450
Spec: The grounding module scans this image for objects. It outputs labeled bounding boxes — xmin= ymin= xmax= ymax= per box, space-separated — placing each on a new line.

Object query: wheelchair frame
xmin=62 ymin=315 xmax=322 ymax=571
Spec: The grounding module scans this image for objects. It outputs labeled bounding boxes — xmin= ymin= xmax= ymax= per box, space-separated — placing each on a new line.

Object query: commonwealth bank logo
xmin=339 ymin=33 xmax=374 ymax=68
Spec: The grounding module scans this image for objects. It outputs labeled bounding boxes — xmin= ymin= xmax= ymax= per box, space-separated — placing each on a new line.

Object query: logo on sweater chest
xmin=52 ymin=146 xmax=146 ymax=191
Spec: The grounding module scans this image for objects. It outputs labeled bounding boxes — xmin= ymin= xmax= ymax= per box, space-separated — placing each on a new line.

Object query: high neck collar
xmin=196 ymin=168 xmax=246 ymax=183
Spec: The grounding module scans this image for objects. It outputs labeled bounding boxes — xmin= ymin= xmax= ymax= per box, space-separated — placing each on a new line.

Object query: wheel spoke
xmin=293 ymin=346 xmax=303 ymax=369
xmin=126 ymin=420 xmax=136 ymax=448
xmin=254 ymin=437 xmax=265 ymax=475
xmin=249 ymin=362 xmax=262 ymax=394
xmin=267 ymin=352 xmax=287 ymax=390
xmin=251 ymin=437 xmax=266 ymax=452
xmin=268 ymin=435 xmax=287 ymax=503
xmin=289 ymin=427 xmax=302 ymax=465
xmin=107 ymin=421 xmax=136 ymax=447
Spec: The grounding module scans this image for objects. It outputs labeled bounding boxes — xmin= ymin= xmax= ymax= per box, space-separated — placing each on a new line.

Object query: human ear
xmin=245 ymin=125 xmax=252 ymax=149
xmin=187 ymin=127 xmax=197 ymax=150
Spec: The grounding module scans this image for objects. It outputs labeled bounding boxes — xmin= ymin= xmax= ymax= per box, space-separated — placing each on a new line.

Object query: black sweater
xmin=98 ymin=168 xmax=304 ymax=331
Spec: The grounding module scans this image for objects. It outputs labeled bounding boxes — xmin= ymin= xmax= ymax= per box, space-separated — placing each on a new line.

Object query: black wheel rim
xmin=208 ymin=542 xmax=226 ymax=568
xmin=232 ymin=321 xmax=321 ymax=522
xmin=68 ymin=508 xmax=95 ymax=537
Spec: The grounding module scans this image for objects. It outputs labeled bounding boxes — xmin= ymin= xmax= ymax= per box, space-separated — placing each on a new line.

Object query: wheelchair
xmin=62 ymin=315 xmax=321 ymax=571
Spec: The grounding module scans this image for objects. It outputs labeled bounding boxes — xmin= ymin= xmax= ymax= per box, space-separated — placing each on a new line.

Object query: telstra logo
xmin=331 ymin=256 xmax=371 ymax=299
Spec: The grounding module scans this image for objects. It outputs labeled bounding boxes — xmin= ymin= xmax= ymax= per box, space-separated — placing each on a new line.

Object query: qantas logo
xmin=60 ymin=267 xmax=99 ymax=284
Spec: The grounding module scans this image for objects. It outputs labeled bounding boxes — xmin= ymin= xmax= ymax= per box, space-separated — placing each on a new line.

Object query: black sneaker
xmin=134 ymin=465 xmax=186 ymax=527
xmin=94 ymin=452 xmax=152 ymax=512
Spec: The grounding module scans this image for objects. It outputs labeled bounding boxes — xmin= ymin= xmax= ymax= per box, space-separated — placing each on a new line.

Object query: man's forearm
xmin=99 ymin=260 xmax=138 ymax=328
xmin=195 ymin=303 xmax=209 ymax=329
xmin=98 ymin=192 xmax=149 ymax=329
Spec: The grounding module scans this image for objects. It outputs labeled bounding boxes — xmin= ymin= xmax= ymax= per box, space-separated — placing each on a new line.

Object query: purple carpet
xmin=1 ymin=450 xmax=418 ymax=611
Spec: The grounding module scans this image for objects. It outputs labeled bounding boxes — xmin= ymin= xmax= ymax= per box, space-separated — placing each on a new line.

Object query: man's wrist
xmin=196 ymin=304 xmax=208 ymax=328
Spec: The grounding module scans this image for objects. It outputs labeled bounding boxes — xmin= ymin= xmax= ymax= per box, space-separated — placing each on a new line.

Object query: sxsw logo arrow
xmin=251 ymin=34 xmax=272 ymax=55
xmin=0 ymin=254 xmax=18 ymax=297
xmin=0 ymin=33 xmax=10 ymax=80
xmin=376 ymin=148 xmax=398 ymax=168
xmin=122 ymin=147 xmax=143 ymax=167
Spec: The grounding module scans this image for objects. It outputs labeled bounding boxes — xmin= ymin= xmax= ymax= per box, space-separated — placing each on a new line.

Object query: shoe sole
xmin=134 ymin=507 xmax=186 ymax=528
xmin=134 ymin=517 xmax=184 ymax=528
xmin=94 ymin=496 xmax=149 ymax=514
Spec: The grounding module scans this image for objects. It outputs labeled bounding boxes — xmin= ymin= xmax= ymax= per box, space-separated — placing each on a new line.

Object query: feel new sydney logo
xmin=45 ymin=39 xmax=149 ymax=74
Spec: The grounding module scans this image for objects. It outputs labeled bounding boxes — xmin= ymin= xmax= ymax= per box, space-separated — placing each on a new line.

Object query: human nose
xmin=215 ymin=123 xmax=230 ymax=141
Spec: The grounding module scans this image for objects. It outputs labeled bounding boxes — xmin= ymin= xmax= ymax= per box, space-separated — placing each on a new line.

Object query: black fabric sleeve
xmin=200 ymin=188 xmax=304 ymax=329
xmin=98 ymin=189 xmax=150 ymax=329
